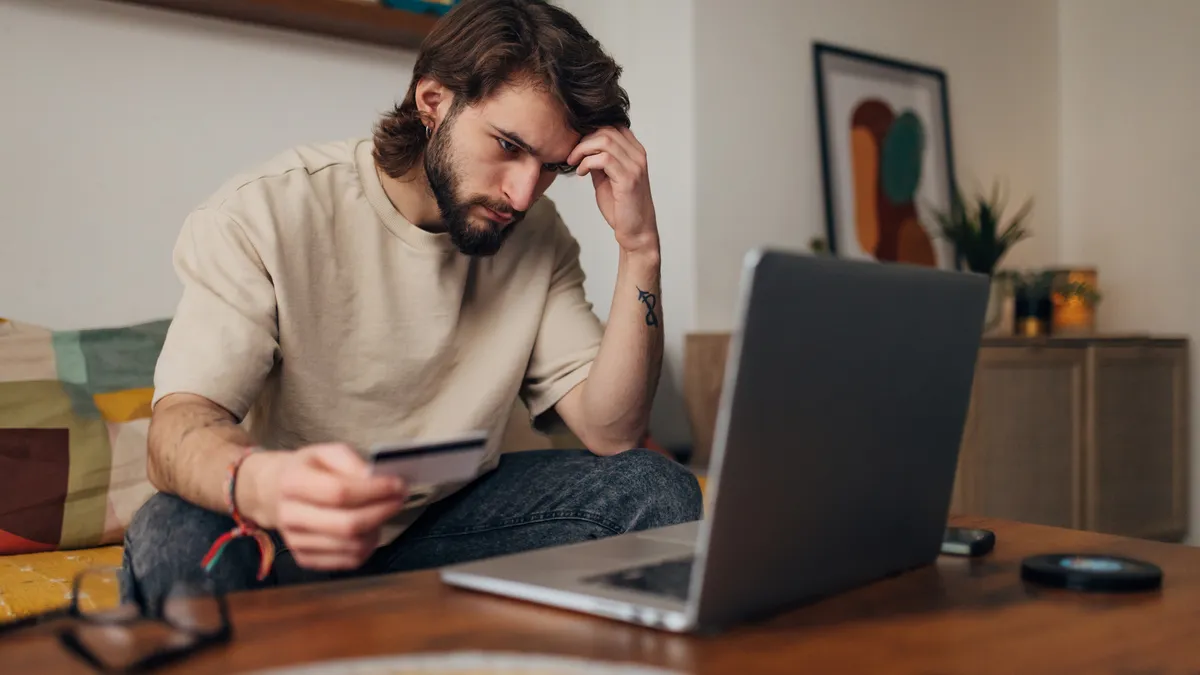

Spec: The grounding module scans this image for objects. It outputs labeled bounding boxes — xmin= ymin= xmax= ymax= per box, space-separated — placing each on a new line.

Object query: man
xmin=123 ymin=0 xmax=702 ymax=604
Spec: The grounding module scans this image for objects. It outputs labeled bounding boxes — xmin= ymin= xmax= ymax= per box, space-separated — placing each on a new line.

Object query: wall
xmin=0 ymin=0 xmax=412 ymax=329
xmin=0 ymin=0 xmax=698 ymax=445
xmin=1058 ymin=0 xmax=1200 ymax=541
xmin=692 ymin=0 xmax=1062 ymax=330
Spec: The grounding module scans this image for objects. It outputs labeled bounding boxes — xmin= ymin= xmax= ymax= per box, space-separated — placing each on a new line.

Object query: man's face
xmin=424 ymin=82 xmax=580 ymax=256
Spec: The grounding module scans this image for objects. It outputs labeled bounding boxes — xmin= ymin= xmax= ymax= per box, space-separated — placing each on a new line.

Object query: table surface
xmin=3 ymin=515 xmax=1199 ymax=674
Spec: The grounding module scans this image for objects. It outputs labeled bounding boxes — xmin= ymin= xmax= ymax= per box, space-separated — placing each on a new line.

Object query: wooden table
xmin=4 ymin=516 xmax=1200 ymax=674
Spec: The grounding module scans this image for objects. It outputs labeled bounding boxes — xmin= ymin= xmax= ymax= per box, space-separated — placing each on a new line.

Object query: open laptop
xmin=440 ymin=247 xmax=990 ymax=633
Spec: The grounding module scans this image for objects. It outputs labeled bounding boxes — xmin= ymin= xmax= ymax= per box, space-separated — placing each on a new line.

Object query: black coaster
xmin=1021 ymin=554 xmax=1163 ymax=592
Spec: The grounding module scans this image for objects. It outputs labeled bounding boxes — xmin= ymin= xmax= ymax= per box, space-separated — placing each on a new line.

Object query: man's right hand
xmin=240 ymin=444 xmax=408 ymax=571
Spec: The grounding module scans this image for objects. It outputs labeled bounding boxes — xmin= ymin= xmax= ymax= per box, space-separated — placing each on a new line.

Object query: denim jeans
xmin=122 ymin=448 xmax=703 ymax=607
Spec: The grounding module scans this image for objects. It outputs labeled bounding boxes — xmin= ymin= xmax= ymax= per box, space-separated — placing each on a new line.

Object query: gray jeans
xmin=122 ymin=448 xmax=703 ymax=608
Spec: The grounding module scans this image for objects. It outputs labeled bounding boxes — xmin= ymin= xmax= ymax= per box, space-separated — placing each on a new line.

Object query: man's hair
xmin=373 ymin=0 xmax=631 ymax=178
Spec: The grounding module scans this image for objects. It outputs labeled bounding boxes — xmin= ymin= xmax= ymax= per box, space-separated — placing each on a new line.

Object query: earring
xmin=425 ymin=125 xmax=431 ymax=138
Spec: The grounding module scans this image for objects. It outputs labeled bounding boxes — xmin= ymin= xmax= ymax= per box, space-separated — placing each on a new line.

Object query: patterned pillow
xmin=0 ymin=317 xmax=167 ymax=555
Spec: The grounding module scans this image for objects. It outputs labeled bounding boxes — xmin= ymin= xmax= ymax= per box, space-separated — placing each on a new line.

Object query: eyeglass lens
xmin=74 ymin=568 xmax=137 ymax=622
xmin=63 ymin=569 xmax=226 ymax=672
xmin=162 ymin=582 xmax=225 ymax=635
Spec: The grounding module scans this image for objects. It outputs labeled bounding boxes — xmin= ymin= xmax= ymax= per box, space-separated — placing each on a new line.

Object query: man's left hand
xmin=567 ymin=127 xmax=658 ymax=255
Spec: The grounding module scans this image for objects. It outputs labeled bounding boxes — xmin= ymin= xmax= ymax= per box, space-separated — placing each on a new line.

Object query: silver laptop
xmin=440 ymin=248 xmax=989 ymax=633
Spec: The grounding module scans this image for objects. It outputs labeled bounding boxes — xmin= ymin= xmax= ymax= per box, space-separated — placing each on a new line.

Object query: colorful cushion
xmin=0 ymin=318 xmax=167 ymax=555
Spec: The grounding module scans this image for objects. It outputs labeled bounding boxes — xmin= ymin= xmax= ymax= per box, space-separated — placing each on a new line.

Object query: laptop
xmin=439 ymin=247 xmax=990 ymax=633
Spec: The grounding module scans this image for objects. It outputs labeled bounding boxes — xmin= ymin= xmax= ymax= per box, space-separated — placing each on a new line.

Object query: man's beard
xmin=424 ymin=115 xmax=525 ymax=257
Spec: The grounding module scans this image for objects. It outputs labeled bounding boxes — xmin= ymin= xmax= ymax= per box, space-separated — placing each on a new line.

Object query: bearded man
xmin=123 ymin=0 xmax=703 ymax=605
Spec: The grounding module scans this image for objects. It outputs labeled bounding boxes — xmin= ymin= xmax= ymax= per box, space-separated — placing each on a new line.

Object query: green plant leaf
xmin=929 ymin=178 xmax=1034 ymax=275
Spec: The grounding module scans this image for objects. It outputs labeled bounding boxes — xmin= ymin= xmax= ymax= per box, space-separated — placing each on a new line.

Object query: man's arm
xmin=557 ymin=126 xmax=663 ymax=456
xmin=146 ymin=393 xmax=278 ymax=526
xmin=556 ymin=248 xmax=662 ymax=455
xmin=149 ymin=205 xmax=286 ymax=524
xmin=147 ymin=391 xmax=408 ymax=569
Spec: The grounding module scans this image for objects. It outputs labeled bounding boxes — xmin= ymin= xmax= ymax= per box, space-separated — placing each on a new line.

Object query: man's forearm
xmin=579 ymin=244 xmax=664 ymax=454
xmin=146 ymin=393 xmax=276 ymax=523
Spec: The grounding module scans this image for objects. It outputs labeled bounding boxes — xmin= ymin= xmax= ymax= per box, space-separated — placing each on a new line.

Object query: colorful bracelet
xmin=200 ymin=447 xmax=277 ymax=581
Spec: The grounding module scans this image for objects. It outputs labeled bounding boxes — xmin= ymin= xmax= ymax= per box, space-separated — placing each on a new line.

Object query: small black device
xmin=1020 ymin=554 xmax=1163 ymax=592
xmin=940 ymin=527 xmax=995 ymax=557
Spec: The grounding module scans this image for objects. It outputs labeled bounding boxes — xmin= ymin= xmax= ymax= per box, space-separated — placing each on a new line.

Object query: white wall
xmin=0 ymin=0 xmax=412 ymax=330
xmin=1058 ymin=0 xmax=1200 ymax=541
xmin=0 ymin=0 xmax=698 ymax=446
xmin=692 ymin=0 xmax=1062 ymax=330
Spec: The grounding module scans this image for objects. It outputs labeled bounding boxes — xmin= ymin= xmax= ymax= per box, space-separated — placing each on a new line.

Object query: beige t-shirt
xmin=153 ymin=138 xmax=604 ymax=540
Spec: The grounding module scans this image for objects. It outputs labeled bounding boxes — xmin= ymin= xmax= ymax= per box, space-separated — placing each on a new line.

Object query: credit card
xmin=366 ymin=430 xmax=489 ymax=489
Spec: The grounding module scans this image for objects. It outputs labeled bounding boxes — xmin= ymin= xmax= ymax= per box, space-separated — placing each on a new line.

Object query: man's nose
xmin=504 ymin=166 xmax=541 ymax=213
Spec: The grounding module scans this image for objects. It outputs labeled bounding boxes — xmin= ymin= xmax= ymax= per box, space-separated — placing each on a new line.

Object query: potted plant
xmin=1003 ymin=270 xmax=1056 ymax=336
xmin=1049 ymin=269 xmax=1103 ymax=335
xmin=1056 ymin=278 xmax=1102 ymax=308
xmin=932 ymin=180 xmax=1034 ymax=333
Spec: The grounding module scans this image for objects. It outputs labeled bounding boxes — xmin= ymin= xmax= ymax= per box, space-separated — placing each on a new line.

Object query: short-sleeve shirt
xmin=152 ymin=138 xmax=603 ymax=542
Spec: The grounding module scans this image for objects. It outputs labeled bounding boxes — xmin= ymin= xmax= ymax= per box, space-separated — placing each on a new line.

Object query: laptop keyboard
xmin=585 ymin=556 xmax=695 ymax=601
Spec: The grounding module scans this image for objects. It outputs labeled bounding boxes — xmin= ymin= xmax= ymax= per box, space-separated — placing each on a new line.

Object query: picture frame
xmin=813 ymin=41 xmax=958 ymax=270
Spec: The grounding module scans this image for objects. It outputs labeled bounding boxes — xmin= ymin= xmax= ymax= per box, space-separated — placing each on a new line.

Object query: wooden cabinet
xmin=955 ymin=337 xmax=1190 ymax=541
xmin=683 ymin=333 xmax=1190 ymax=541
xmin=952 ymin=345 xmax=1088 ymax=530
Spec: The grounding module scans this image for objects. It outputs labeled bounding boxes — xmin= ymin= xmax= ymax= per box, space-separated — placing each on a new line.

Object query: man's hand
xmin=241 ymin=444 xmax=408 ymax=571
xmin=567 ymin=126 xmax=658 ymax=255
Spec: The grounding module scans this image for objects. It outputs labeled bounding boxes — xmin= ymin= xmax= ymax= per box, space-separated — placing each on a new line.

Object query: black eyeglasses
xmin=55 ymin=566 xmax=231 ymax=674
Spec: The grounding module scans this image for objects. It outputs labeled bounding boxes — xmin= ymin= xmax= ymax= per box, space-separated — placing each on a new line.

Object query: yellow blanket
xmin=0 ymin=546 xmax=123 ymax=621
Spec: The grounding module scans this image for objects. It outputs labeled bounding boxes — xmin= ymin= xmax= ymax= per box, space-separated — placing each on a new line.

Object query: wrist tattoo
xmin=637 ymin=286 xmax=659 ymax=327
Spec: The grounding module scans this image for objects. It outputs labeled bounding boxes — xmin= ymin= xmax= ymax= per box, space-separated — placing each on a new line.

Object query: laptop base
xmin=440 ymin=521 xmax=700 ymax=632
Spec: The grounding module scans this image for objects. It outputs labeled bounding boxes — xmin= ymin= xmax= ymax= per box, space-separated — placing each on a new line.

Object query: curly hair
xmin=373 ymin=0 xmax=631 ymax=178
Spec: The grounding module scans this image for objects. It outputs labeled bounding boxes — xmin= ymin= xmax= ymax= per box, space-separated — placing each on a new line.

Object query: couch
xmin=0 ymin=316 xmax=698 ymax=622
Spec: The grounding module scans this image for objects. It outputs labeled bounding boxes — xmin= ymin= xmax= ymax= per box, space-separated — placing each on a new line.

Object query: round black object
xmin=1021 ymin=554 xmax=1163 ymax=592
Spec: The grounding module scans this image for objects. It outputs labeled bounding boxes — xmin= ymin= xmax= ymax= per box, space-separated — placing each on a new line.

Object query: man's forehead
xmin=474 ymin=85 xmax=580 ymax=160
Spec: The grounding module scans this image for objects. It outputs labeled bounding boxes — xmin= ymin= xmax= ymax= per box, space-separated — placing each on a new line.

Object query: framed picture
xmin=813 ymin=41 xmax=958 ymax=269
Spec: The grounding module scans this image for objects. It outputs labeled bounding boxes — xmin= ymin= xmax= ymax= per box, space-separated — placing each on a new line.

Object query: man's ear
xmin=415 ymin=77 xmax=454 ymax=131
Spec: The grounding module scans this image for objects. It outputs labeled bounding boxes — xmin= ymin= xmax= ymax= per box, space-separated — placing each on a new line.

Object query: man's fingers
xmin=281 ymin=462 xmax=405 ymax=508
xmin=576 ymin=152 xmax=629 ymax=183
xmin=565 ymin=135 xmax=598 ymax=167
xmin=282 ymin=531 xmax=375 ymax=559
xmin=303 ymin=443 xmax=370 ymax=477
xmin=567 ymin=128 xmax=647 ymax=188
xmin=289 ymin=550 xmax=368 ymax=571
xmin=615 ymin=127 xmax=648 ymax=169
xmin=575 ymin=154 xmax=603 ymax=177
xmin=277 ymin=495 xmax=406 ymax=538
xmin=567 ymin=130 xmax=634 ymax=171
xmin=289 ymin=443 xmax=406 ymax=507
xmin=619 ymin=124 xmax=648 ymax=154
xmin=605 ymin=126 xmax=644 ymax=164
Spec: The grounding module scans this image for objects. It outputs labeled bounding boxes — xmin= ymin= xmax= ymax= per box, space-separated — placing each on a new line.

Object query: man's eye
xmin=544 ymin=162 xmax=576 ymax=175
xmin=497 ymin=138 xmax=518 ymax=153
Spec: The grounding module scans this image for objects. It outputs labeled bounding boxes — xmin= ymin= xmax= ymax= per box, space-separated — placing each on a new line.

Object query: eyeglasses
xmin=55 ymin=566 xmax=231 ymax=674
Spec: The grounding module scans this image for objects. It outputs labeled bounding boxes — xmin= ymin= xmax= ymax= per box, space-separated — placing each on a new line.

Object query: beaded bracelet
xmin=200 ymin=447 xmax=276 ymax=581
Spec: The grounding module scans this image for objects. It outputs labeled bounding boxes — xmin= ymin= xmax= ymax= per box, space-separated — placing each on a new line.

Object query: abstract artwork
xmin=813 ymin=42 xmax=957 ymax=269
